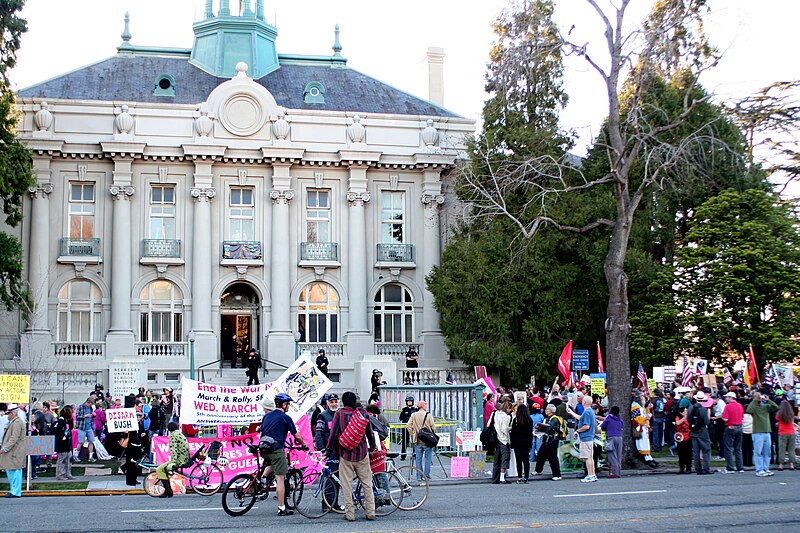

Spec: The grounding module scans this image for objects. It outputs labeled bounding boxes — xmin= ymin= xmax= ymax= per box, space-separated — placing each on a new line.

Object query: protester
xmin=407 ymin=400 xmax=437 ymax=485
xmin=326 ymin=391 xmax=377 ymax=522
xmin=576 ymin=396 xmax=597 ymax=482
xmin=148 ymin=397 xmax=165 ymax=437
xmin=747 ymin=391 xmax=778 ymax=476
xmin=711 ymin=392 xmax=727 ymax=461
xmin=631 ymin=394 xmax=657 ymax=467
xmin=399 ymin=395 xmax=418 ymax=461
xmin=366 ymin=404 xmax=391 ymax=505
xmin=314 ymin=393 xmax=340 ymax=509
xmin=674 ymin=403 xmax=692 ymax=474
xmin=510 ymin=403 xmax=533 ymax=483
xmin=651 ymin=389 xmax=666 ymax=452
xmin=260 ymin=393 xmax=305 ymax=516
xmin=689 ymin=391 xmax=712 ymax=475
xmin=123 ymin=412 xmax=147 ymax=486
xmin=0 ymin=404 xmax=26 ymax=497
xmin=483 ymin=393 xmax=497 ymax=427
xmin=75 ymin=397 xmax=97 ymax=462
xmin=775 ymin=399 xmax=798 ymax=471
xmin=52 ymin=405 xmax=75 ymax=481
xmin=529 ymin=404 xmax=545 ymax=463
xmin=315 ymin=349 xmax=330 ymax=376
xmin=720 ymin=391 xmax=745 ymax=473
xmin=93 ymin=399 xmax=107 ymax=442
xmin=534 ymin=404 xmax=563 ymax=480
xmin=600 ymin=405 xmax=623 ymax=478
xmin=38 ymin=401 xmax=56 ymax=468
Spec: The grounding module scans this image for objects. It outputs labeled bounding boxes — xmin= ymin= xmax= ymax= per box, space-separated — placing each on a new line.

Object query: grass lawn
xmin=1 ymin=482 xmax=89 ymax=491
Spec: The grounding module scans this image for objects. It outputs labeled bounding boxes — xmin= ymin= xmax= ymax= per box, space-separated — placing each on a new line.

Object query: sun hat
xmin=261 ymin=397 xmax=275 ymax=410
xmin=6 ymin=403 xmax=18 ymax=411
xmin=725 ymin=392 xmax=737 ymax=398
xmin=694 ymin=391 xmax=707 ymax=402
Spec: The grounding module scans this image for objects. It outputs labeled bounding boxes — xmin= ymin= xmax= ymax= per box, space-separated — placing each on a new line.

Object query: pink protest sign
xmin=217 ymin=425 xmax=232 ymax=439
xmin=451 ymin=456 xmax=469 ymax=478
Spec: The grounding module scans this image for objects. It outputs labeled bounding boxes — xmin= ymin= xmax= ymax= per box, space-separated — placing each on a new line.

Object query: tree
xmin=454 ymin=0 xmax=725 ymax=464
xmin=0 ymin=0 xmax=32 ymax=311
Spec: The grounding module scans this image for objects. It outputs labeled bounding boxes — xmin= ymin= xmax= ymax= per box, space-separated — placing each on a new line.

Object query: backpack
xmin=551 ymin=415 xmax=568 ymax=439
xmin=654 ymin=398 xmax=665 ymax=414
xmin=480 ymin=412 xmax=498 ymax=450
xmin=688 ymin=406 xmax=705 ymax=432
xmin=339 ymin=408 xmax=370 ymax=450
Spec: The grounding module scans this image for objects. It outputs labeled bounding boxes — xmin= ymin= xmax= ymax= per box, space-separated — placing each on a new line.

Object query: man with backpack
xmin=326 ymin=391 xmax=377 ymax=521
xmin=651 ymin=390 xmax=666 ymax=452
xmin=533 ymin=404 xmax=565 ymax=481
xmin=689 ymin=391 xmax=712 ymax=475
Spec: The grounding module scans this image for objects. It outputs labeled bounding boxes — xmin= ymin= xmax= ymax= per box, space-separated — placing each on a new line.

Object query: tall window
xmin=69 ymin=183 xmax=95 ymax=239
xmin=373 ymin=284 xmax=414 ymax=342
xmin=139 ymin=281 xmax=183 ymax=342
xmin=306 ymin=190 xmax=330 ymax=242
xmin=380 ymin=191 xmax=405 ymax=243
xmin=149 ymin=185 xmax=176 ymax=239
xmin=57 ymin=280 xmax=102 ymax=341
xmin=229 ymin=187 xmax=254 ymax=240
xmin=298 ymin=283 xmax=338 ymax=342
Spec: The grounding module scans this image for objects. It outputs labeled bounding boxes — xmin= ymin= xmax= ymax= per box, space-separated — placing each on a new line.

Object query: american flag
xmin=723 ymin=367 xmax=733 ymax=385
xmin=681 ymin=355 xmax=694 ymax=386
xmin=764 ymin=365 xmax=777 ymax=388
xmin=637 ymin=362 xmax=648 ymax=389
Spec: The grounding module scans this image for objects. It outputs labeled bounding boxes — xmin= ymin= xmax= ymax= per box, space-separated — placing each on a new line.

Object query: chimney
xmin=427 ymin=47 xmax=445 ymax=107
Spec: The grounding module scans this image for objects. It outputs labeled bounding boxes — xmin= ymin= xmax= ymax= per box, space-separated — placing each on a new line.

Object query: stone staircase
xmin=201 ymin=367 xmax=265 ymax=387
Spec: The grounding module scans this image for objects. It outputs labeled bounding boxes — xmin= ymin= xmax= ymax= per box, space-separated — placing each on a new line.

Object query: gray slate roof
xmin=19 ymin=55 xmax=460 ymax=118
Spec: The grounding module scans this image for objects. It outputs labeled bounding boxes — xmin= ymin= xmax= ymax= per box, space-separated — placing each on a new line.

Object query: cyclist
xmin=260 ymin=393 xmax=306 ymax=516
xmin=155 ymin=421 xmax=189 ymax=498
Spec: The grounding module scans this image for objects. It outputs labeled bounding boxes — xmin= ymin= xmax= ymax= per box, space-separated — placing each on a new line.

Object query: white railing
xmin=53 ymin=342 xmax=105 ymax=358
xmin=300 ymin=342 xmax=345 ymax=358
xmin=400 ymin=368 xmax=473 ymax=386
xmin=136 ymin=342 xmax=188 ymax=357
xmin=375 ymin=343 xmax=420 ymax=359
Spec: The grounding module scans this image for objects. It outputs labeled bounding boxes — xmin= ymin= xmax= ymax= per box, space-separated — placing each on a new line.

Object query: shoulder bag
xmin=417 ymin=412 xmax=440 ymax=448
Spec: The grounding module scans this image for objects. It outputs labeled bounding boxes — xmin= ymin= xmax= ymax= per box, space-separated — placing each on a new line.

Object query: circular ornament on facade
xmin=219 ymin=92 xmax=265 ymax=137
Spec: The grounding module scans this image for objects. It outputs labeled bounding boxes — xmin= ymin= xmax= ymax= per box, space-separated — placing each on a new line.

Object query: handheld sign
xmin=107 ymin=408 xmax=138 ymax=433
xmin=572 ymin=350 xmax=590 ymax=371
xmin=0 ymin=374 xmax=30 ymax=404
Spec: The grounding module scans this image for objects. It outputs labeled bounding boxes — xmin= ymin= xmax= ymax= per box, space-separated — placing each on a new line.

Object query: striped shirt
xmin=326 ymin=406 xmax=376 ymax=462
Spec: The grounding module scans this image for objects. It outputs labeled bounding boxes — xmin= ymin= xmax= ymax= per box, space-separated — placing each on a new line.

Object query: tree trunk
xmin=604 ymin=216 xmax=638 ymax=467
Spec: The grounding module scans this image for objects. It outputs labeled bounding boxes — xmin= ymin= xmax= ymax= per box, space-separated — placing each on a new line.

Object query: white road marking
xmin=553 ymin=489 xmax=667 ymax=498
xmin=121 ymin=507 xmax=255 ymax=513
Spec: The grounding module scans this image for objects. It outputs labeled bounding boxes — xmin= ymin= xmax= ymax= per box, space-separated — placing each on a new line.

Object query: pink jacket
xmin=93 ymin=408 xmax=107 ymax=433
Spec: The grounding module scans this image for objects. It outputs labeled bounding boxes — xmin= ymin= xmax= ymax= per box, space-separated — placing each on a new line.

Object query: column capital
xmin=270 ymin=189 xmax=295 ymax=205
xmin=421 ymin=193 xmax=445 ymax=206
xmin=28 ymin=183 xmax=54 ymax=198
xmin=346 ymin=191 xmax=371 ymax=207
xmin=109 ymin=185 xmax=135 ymax=200
xmin=191 ymin=187 xmax=217 ymax=202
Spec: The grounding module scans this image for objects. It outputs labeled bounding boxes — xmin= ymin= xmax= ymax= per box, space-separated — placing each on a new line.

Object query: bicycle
xmin=386 ymin=452 xmax=429 ymax=510
xmin=141 ymin=441 xmax=227 ymax=497
xmin=292 ymin=451 xmax=403 ymax=519
xmin=221 ymin=443 xmax=305 ymax=517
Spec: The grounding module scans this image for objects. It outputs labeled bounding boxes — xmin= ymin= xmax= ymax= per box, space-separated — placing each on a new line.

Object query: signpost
xmin=572 ymin=349 xmax=590 ymax=371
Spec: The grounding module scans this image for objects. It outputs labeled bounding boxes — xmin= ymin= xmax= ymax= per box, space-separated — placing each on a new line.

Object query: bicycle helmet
xmin=405 ymin=395 xmax=415 ymax=403
xmin=275 ymin=392 xmax=293 ymax=403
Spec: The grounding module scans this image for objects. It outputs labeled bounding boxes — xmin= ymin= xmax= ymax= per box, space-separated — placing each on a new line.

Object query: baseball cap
xmin=725 ymin=392 xmax=736 ymax=398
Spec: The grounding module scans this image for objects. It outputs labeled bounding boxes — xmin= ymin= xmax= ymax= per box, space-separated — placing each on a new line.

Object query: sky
xmin=10 ymin=0 xmax=800 ymax=167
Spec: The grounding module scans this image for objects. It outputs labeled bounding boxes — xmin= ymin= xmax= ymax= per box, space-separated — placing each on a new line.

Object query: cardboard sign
xmin=107 ymin=408 xmax=138 ymax=433
xmin=663 ymin=366 xmax=677 ymax=383
xmin=28 ymin=436 xmax=55 ymax=456
xmin=468 ymin=451 xmax=487 ymax=478
xmin=436 ymin=432 xmax=451 ymax=447
xmin=647 ymin=379 xmax=657 ymax=393
xmin=591 ymin=377 xmax=606 ymax=396
xmin=451 ymin=456 xmax=469 ymax=478
xmin=0 ymin=374 xmax=30 ymax=404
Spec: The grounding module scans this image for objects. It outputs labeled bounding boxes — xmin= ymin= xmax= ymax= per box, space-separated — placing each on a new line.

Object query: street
xmin=4 ymin=471 xmax=799 ymax=532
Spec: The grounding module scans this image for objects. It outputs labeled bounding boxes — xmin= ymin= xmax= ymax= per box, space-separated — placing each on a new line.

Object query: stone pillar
xmin=345 ymin=165 xmax=374 ymax=366
xmin=27 ymin=166 xmax=53 ymax=333
xmin=190 ymin=187 xmax=216 ymax=333
xmin=108 ymin=184 xmax=134 ymax=332
xmin=420 ymin=170 xmax=447 ymax=363
xmin=268 ymin=163 xmax=296 ymax=366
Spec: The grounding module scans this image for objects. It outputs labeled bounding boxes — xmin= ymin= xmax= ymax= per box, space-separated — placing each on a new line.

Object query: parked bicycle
xmin=386 ymin=452 xmax=429 ymax=510
xmin=221 ymin=443 xmax=305 ymax=517
xmin=291 ymin=451 xmax=404 ymax=519
xmin=141 ymin=441 xmax=227 ymax=497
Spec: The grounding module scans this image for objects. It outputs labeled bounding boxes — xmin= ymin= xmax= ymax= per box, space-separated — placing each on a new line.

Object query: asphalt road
xmin=4 ymin=471 xmax=800 ymax=532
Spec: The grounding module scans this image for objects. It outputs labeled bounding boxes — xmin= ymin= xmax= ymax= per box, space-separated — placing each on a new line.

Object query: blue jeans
xmin=752 ymin=433 xmax=771 ymax=473
xmin=529 ymin=436 xmax=542 ymax=462
xmin=652 ymin=419 xmax=664 ymax=451
xmin=414 ymin=444 xmax=432 ymax=479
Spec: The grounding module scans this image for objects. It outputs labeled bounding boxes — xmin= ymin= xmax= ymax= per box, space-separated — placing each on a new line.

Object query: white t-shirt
xmin=713 ymin=399 xmax=726 ymax=417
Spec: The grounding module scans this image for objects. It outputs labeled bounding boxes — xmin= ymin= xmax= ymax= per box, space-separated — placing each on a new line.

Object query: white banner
xmin=653 ymin=367 xmax=665 ymax=383
xmin=263 ymin=356 xmax=333 ymax=422
xmin=662 ymin=366 xmax=676 ymax=383
xmin=773 ymin=364 xmax=794 ymax=388
xmin=107 ymin=408 xmax=138 ymax=433
xmin=694 ymin=358 xmax=708 ymax=376
xmin=179 ymin=380 xmax=271 ymax=425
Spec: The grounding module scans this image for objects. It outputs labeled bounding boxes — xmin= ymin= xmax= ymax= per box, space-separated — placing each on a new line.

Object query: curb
xmin=21 ymin=489 xmax=145 ymax=497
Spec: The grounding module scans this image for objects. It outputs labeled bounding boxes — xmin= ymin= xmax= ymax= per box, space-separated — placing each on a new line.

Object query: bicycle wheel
xmin=143 ymin=472 xmax=163 ymax=497
xmin=189 ymin=462 xmax=224 ymax=496
xmin=221 ymin=473 xmax=259 ymax=517
xmin=362 ymin=472 xmax=403 ymax=517
xmin=394 ymin=465 xmax=429 ymax=510
xmin=293 ymin=473 xmax=334 ymax=519
xmin=321 ymin=476 xmax=344 ymax=514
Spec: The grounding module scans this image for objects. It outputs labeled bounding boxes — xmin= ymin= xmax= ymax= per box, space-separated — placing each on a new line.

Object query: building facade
xmin=2 ymin=3 xmax=474 ymax=403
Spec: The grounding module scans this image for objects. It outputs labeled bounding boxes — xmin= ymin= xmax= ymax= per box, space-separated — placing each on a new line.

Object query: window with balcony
xmin=139 ymin=280 xmax=183 ymax=342
xmin=380 ymin=191 xmax=405 ymax=244
xmin=306 ymin=190 xmax=330 ymax=242
xmin=149 ymin=185 xmax=176 ymax=239
xmin=373 ymin=283 xmax=414 ymax=342
xmin=298 ymin=282 xmax=338 ymax=342
xmin=57 ymin=280 xmax=103 ymax=341
xmin=229 ymin=187 xmax=254 ymax=241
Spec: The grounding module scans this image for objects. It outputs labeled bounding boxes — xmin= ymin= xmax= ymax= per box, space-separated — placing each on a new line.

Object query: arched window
xmin=57 ymin=280 xmax=103 ymax=341
xmin=298 ymin=283 xmax=338 ymax=342
xmin=139 ymin=281 xmax=183 ymax=342
xmin=373 ymin=283 xmax=413 ymax=342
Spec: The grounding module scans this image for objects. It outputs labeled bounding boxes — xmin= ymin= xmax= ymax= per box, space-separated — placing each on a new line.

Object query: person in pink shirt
xmin=484 ymin=393 xmax=497 ymax=427
xmin=720 ymin=391 xmax=744 ymax=473
xmin=93 ymin=399 xmax=107 ymax=442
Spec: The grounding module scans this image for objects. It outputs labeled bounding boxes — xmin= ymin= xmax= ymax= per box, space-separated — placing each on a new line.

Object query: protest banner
xmin=647 ymin=378 xmax=657 ymax=393
xmin=773 ymin=364 xmax=794 ymax=389
xmin=663 ymin=365 xmax=677 ymax=383
xmin=106 ymin=408 xmax=138 ymax=433
xmin=263 ymin=355 xmax=332 ymax=422
xmin=590 ymin=373 xmax=606 ymax=396
xmin=694 ymin=358 xmax=708 ymax=376
xmin=451 ymin=456 xmax=469 ymax=478
xmin=179 ymin=379 xmax=271 ymax=425
xmin=437 ymin=432 xmax=451 ymax=448
xmin=653 ymin=367 xmax=665 ymax=383
xmin=0 ymin=374 xmax=30 ymax=404
xmin=28 ymin=436 xmax=54 ymax=456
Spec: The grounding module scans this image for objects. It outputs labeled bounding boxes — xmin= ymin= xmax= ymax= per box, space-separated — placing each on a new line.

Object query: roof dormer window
xmin=154 ymin=74 xmax=175 ymax=96
xmin=304 ymin=81 xmax=325 ymax=104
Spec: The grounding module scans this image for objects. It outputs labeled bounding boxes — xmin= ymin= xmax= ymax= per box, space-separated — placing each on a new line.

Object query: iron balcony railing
xmin=223 ymin=241 xmax=262 ymax=260
xmin=59 ymin=238 xmax=100 ymax=257
xmin=377 ymin=243 xmax=414 ymax=262
xmin=300 ymin=242 xmax=339 ymax=262
xmin=141 ymin=239 xmax=181 ymax=258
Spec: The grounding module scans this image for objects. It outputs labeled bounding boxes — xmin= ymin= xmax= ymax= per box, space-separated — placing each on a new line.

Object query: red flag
xmin=558 ymin=340 xmax=573 ymax=386
xmin=748 ymin=345 xmax=760 ymax=384
xmin=597 ymin=341 xmax=605 ymax=374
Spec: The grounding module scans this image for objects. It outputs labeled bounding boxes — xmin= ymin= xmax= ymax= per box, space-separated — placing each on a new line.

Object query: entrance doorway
xmin=220 ymin=283 xmax=260 ymax=368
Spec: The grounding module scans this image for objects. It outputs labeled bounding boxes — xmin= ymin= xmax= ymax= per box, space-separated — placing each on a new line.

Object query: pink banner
xmin=152 ymin=415 xmax=318 ymax=483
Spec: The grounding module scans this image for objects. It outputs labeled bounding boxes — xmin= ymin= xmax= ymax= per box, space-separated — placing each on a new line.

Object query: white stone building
xmin=1 ymin=2 xmax=473 ymax=403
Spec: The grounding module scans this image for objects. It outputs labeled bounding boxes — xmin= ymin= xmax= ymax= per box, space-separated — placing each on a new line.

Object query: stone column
xmin=108 ymin=184 xmax=135 ymax=332
xmin=190 ymin=187 xmax=216 ymax=333
xmin=419 ymin=169 xmax=447 ymax=363
xmin=269 ymin=188 xmax=294 ymax=335
xmin=27 ymin=178 xmax=53 ymax=333
xmin=346 ymin=189 xmax=371 ymax=334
